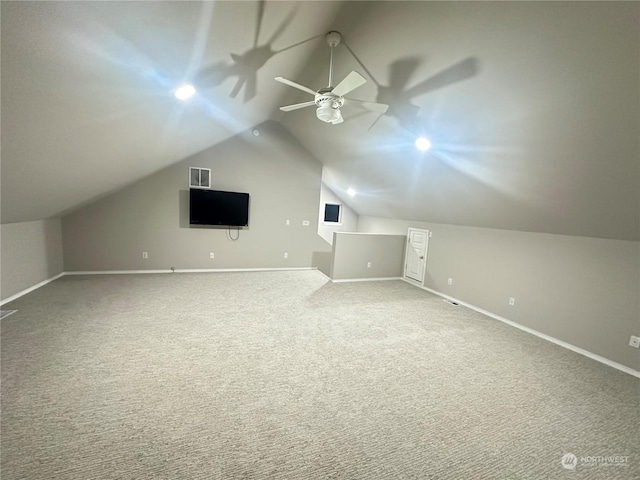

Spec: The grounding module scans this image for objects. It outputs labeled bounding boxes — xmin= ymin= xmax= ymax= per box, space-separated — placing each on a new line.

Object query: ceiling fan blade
xmin=345 ymin=98 xmax=389 ymax=113
xmin=331 ymin=71 xmax=366 ymax=97
xmin=275 ymin=77 xmax=317 ymax=96
xmin=279 ymin=101 xmax=316 ymax=112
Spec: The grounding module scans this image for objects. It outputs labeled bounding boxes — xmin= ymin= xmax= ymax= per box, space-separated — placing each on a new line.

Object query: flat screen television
xmin=189 ymin=188 xmax=249 ymax=227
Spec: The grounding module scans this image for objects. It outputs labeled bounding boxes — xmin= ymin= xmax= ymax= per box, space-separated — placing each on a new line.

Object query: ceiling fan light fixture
xmin=175 ymin=84 xmax=196 ymax=100
xmin=415 ymin=136 xmax=431 ymax=152
xmin=316 ymin=105 xmax=341 ymax=124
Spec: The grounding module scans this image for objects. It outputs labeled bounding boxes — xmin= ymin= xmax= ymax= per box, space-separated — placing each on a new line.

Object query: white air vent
xmin=189 ymin=167 xmax=211 ymax=189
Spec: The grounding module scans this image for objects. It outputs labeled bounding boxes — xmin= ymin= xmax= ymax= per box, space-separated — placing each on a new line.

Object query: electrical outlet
xmin=447 ymin=278 xmax=453 ymax=285
xmin=509 ymin=297 xmax=516 ymax=306
xmin=629 ymin=335 xmax=640 ymax=348
xmin=285 ymin=219 xmax=290 ymax=226
xmin=209 ymin=252 xmax=215 ymax=259
xmin=302 ymin=220 xmax=310 ymax=226
xmin=367 ymin=262 xmax=372 ymax=268
xmin=142 ymin=252 xmax=148 ymax=259
xmin=284 ymin=252 xmax=288 ymax=259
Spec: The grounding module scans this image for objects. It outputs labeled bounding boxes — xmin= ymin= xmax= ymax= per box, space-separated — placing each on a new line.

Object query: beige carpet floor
xmin=1 ymin=270 xmax=638 ymax=479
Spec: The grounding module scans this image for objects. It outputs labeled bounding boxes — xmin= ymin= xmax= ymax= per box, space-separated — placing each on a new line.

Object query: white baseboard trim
xmin=314 ymin=269 xmax=332 ymax=281
xmin=65 ymin=267 xmax=318 ymax=275
xmin=401 ymin=278 xmax=640 ymax=379
xmin=332 ymin=276 xmax=401 ymax=283
xmin=65 ymin=270 xmax=170 ymax=275
xmin=0 ymin=272 xmax=65 ymax=306
xmin=175 ymin=267 xmax=318 ymax=273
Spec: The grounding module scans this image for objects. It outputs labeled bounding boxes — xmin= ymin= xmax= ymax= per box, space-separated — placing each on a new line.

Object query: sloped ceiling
xmin=2 ymin=1 xmax=638 ymax=241
xmin=0 ymin=0 xmax=346 ymax=222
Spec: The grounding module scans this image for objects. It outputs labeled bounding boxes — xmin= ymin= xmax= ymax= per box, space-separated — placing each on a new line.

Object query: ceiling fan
xmin=275 ymin=31 xmax=389 ymax=125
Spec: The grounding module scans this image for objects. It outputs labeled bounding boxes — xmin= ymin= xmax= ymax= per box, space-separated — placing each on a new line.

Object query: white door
xmin=404 ymin=228 xmax=429 ymax=283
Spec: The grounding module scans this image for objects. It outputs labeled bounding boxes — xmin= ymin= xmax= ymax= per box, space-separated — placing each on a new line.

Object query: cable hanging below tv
xmin=189 ymin=188 xmax=250 ymax=227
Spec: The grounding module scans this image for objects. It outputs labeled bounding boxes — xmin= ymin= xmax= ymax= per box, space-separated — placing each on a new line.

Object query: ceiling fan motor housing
xmin=325 ymin=31 xmax=342 ymax=47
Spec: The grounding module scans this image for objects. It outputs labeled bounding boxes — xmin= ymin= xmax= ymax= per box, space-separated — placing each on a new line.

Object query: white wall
xmin=1 ymin=219 xmax=64 ymax=301
xmin=359 ymin=216 xmax=640 ymax=372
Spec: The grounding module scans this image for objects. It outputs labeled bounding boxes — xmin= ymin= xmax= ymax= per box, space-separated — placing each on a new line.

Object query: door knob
xmin=419 ymin=256 xmax=424 ymax=260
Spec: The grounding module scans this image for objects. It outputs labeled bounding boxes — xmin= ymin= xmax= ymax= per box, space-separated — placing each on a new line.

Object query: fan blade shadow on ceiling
xmin=405 ymin=57 xmax=478 ymax=99
xmin=243 ymin=72 xmax=257 ymax=103
xmin=388 ymin=57 xmax=421 ymax=91
xmin=378 ymin=57 xmax=479 ymax=131
xmin=195 ymin=1 xmax=320 ymax=103
xmin=253 ymin=0 xmax=265 ymax=48
xmin=345 ymin=43 xmax=479 ymax=132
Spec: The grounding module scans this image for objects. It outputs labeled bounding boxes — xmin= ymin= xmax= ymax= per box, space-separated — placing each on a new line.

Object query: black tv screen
xmin=189 ymin=189 xmax=249 ymax=227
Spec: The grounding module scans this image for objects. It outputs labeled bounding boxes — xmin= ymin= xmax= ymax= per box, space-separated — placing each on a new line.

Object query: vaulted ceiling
xmin=2 ymin=1 xmax=638 ymax=241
